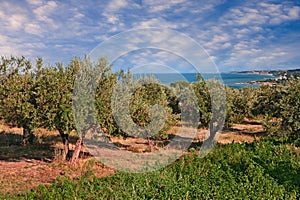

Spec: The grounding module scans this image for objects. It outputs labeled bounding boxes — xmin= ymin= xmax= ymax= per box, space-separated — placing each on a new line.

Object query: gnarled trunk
xmin=70 ymin=137 xmax=82 ymax=164
xmin=22 ymin=124 xmax=34 ymax=146
xmin=147 ymin=137 xmax=156 ymax=152
xmin=59 ymin=129 xmax=70 ymax=160
xmin=204 ymin=121 xmax=222 ymax=148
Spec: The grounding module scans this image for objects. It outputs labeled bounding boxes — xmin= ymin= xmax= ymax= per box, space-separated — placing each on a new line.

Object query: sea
xmin=134 ymin=73 xmax=276 ymax=89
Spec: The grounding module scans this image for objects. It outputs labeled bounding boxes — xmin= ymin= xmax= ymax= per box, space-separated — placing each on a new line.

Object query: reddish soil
xmin=0 ymin=120 xmax=264 ymax=194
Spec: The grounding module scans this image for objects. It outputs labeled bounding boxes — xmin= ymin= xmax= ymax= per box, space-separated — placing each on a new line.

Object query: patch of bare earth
xmin=217 ymin=122 xmax=264 ymax=144
xmin=0 ymin=123 xmax=115 ymax=195
xmin=0 ymin=119 xmax=264 ymax=194
xmin=109 ymin=121 xmax=265 ymax=153
xmin=0 ymin=159 xmax=115 ymax=194
xmin=166 ymin=121 xmax=264 ymax=146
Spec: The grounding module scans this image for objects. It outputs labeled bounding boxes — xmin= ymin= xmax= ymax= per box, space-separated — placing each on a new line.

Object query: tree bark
xmin=59 ymin=130 xmax=70 ymax=161
xmin=147 ymin=137 xmax=157 ymax=152
xmin=22 ymin=127 xmax=28 ymax=146
xmin=22 ymin=124 xmax=34 ymax=146
xmin=204 ymin=121 xmax=222 ymax=148
xmin=70 ymin=137 xmax=82 ymax=164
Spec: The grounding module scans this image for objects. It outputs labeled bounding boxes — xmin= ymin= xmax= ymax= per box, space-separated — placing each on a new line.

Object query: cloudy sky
xmin=0 ymin=0 xmax=299 ymax=72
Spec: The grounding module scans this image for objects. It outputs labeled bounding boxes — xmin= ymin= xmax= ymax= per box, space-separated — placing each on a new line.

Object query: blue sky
xmin=0 ymin=0 xmax=300 ymax=72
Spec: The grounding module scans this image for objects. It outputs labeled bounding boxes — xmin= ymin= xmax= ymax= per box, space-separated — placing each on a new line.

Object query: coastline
xmin=229 ymin=72 xmax=278 ymax=87
xmin=229 ymin=69 xmax=295 ymax=87
xmin=135 ymin=73 xmax=279 ymax=88
xmin=235 ymin=74 xmax=282 ymax=87
xmin=232 ymin=70 xmax=274 ymax=76
xmin=236 ymin=80 xmax=277 ymax=87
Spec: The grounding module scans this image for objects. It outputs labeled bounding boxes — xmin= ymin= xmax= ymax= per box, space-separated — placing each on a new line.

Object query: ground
xmin=0 ymin=119 xmax=264 ymax=195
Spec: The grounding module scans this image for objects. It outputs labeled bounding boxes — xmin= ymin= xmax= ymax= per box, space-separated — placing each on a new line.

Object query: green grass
xmin=2 ymin=140 xmax=300 ymax=199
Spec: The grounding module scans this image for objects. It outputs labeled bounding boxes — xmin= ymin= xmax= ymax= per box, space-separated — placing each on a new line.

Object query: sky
xmin=0 ymin=0 xmax=300 ymax=72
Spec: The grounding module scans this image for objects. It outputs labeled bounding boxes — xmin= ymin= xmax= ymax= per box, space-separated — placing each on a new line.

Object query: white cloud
xmin=0 ymin=35 xmax=7 ymax=43
xmin=220 ymin=40 xmax=299 ymax=70
xmin=112 ymin=48 xmax=199 ymax=73
xmin=0 ymin=36 xmax=45 ymax=58
xmin=288 ymin=6 xmax=300 ymax=19
xmin=143 ymin=0 xmax=186 ymax=12
xmin=74 ymin=13 xmax=85 ymax=19
xmin=254 ymin=51 xmax=287 ymax=63
xmin=26 ymin=0 xmax=43 ymax=6
xmin=33 ymin=1 xmax=58 ymax=28
xmin=146 ymin=0 xmax=222 ymax=15
xmin=222 ymin=42 xmax=231 ymax=49
xmin=107 ymin=16 xmax=119 ymax=24
xmin=0 ymin=0 xmax=299 ymax=72
xmin=269 ymin=5 xmax=300 ymax=24
xmin=202 ymin=32 xmax=231 ymax=53
xmin=222 ymin=7 xmax=268 ymax=26
xmin=33 ymin=1 xmax=57 ymax=16
xmin=209 ymin=55 xmax=217 ymax=62
xmin=101 ymin=0 xmax=130 ymax=27
xmin=133 ymin=17 xmax=188 ymax=30
xmin=106 ymin=0 xmax=128 ymax=12
xmin=24 ymin=23 xmax=42 ymax=35
xmin=222 ymin=2 xmax=300 ymax=27
xmin=0 ymin=2 xmax=31 ymax=32
xmin=258 ymin=2 xmax=300 ymax=24
xmin=89 ymin=28 xmax=216 ymax=73
xmin=7 ymin=14 xmax=26 ymax=30
xmin=211 ymin=34 xmax=230 ymax=43
xmin=0 ymin=1 xmax=96 ymax=62
xmin=0 ymin=10 xmax=4 ymax=18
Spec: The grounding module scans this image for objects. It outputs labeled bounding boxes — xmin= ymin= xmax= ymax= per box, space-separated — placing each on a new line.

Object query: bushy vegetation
xmin=0 ymin=57 xmax=37 ymax=145
xmin=226 ymin=87 xmax=257 ymax=125
xmin=1 ymin=56 xmax=300 ymax=151
xmin=2 ymin=140 xmax=299 ymax=199
xmin=0 ymin=56 xmax=184 ymax=160
xmin=1 ymin=55 xmax=300 ymax=198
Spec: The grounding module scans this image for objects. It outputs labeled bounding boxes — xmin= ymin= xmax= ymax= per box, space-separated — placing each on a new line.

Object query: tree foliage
xmin=226 ymin=87 xmax=257 ymax=126
xmin=1 ymin=55 xmax=300 ymax=162
xmin=0 ymin=56 xmax=37 ymax=144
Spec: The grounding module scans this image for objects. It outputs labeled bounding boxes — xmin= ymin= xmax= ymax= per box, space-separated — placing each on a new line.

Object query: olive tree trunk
xmin=59 ymin=130 xmax=70 ymax=161
xmin=70 ymin=137 xmax=82 ymax=164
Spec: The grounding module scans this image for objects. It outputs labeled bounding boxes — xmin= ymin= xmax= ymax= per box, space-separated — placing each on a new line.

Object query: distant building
xmin=278 ymin=75 xmax=287 ymax=80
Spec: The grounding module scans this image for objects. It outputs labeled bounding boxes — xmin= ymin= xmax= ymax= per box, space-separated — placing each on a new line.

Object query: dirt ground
xmin=0 ymin=158 xmax=115 ymax=194
xmin=0 ymin=120 xmax=264 ymax=194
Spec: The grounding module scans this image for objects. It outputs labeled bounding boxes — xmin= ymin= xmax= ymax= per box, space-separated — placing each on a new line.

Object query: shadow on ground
xmin=0 ymin=131 xmax=84 ymax=162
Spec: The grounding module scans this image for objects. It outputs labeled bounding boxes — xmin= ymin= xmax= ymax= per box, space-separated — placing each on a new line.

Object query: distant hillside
xmin=235 ymin=69 xmax=300 ymax=78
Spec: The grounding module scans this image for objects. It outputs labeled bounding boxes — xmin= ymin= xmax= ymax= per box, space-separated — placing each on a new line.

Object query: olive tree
xmin=0 ymin=56 xmax=37 ymax=145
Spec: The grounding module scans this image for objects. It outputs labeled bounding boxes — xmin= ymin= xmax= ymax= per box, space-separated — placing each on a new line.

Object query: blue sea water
xmin=135 ymin=73 xmax=275 ymax=88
